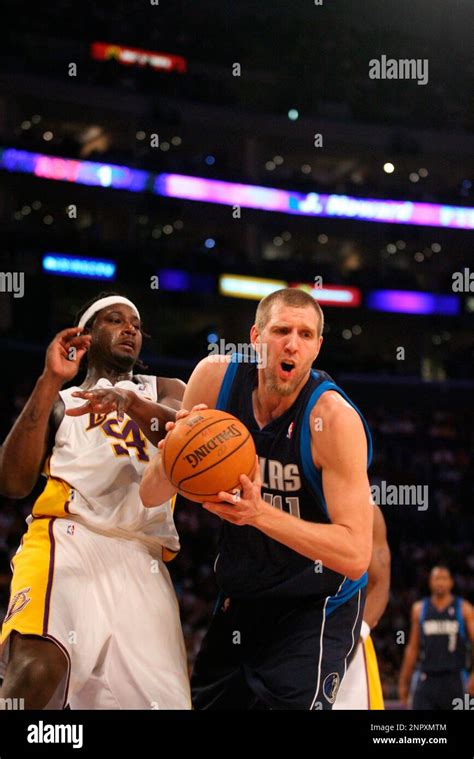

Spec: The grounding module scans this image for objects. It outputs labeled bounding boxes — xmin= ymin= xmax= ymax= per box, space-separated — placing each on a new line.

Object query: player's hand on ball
xmin=157 ymin=403 xmax=208 ymax=450
xmin=202 ymin=455 xmax=265 ymax=526
xmin=66 ymin=387 xmax=132 ymax=421
xmin=44 ymin=327 xmax=91 ymax=383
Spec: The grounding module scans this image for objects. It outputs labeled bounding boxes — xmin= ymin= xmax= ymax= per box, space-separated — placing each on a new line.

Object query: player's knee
xmin=17 ymin=655 xmax=61 ymax=685
xmin=3 ymin=640 xmax=66 ymax=706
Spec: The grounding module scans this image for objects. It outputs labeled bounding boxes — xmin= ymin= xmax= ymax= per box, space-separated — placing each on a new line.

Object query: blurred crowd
xmin=4 ymin=0 xmax=474 ymax=136
xmin=366 ymin=406 xmax=474 ymax=699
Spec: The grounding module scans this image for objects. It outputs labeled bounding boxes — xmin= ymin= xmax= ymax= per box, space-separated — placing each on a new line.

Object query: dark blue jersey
xmin=419 ymin=596 xmax=469 ymax=673
xmin=213 ymin=355 xmax=373 ymax=605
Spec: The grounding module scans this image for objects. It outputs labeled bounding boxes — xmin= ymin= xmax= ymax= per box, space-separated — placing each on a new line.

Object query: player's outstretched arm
xmin=311 ymin=396 xmax=373 ymax=577
xmin=0 ymin=328 xmax=90 ymax=498
xmin=364 ymin=504 xmax=391 ymax=630
xmin=398 ymin=601 xmax=421 ymax=705
xmin=66 ymin=387 xmax=180 ymax=446
xmin=180 ymin=355 xmax=229 ymax=411
xmin=140 ymin=445 xmax=178 ymax=507
xmin=140 ymin=356 xmax=227 ymax=506
xmin=204 ymin=394 xmax=373 ymax=580
xmin=157 ymin=376 xmax=186 ymax=411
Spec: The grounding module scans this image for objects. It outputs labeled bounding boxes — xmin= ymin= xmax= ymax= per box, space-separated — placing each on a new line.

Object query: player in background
xmin=141 ymin=287 xmax=374 ymax=710
xmin=0 ymin=293 xmax=191 ymax=709
xmin=399 ymin=565 xmax=474 ymax=710
xmin=333 ymin=504 xmax=390 ymax=709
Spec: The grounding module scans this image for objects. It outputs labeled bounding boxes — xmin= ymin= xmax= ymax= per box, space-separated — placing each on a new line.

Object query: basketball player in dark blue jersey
xmin=399 ymin=565 xmax=474 ymax=710
xmin=141 ymin=287 xmax=374 ymax=709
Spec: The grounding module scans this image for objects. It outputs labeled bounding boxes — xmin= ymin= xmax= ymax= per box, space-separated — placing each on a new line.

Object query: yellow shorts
xmin=1 ymin=517 xmax=56 ymax=644
xmin=1 ymin=516 xmax=191 ymax=709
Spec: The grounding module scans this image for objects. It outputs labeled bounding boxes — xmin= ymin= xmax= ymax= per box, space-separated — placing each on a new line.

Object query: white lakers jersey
xmin=31 ymin=374 xmax=179 ymax=556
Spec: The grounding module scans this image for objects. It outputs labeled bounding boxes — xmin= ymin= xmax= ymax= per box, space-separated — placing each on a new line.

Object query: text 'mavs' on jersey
xmin=419 ymin=597 xmax=469 ymax=673
xmin=214 ymin=355 xmax=373 ymax=605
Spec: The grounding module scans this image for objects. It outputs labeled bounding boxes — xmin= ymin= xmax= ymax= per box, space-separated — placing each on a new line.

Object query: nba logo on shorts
xmin=67 ymin=524 xmax=75 ymax=536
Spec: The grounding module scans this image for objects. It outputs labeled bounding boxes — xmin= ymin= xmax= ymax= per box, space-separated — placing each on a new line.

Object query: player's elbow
xmin=139 ymin=482 xmax=158 ymax=508
xmin=0 ymin=474 xmax=34 ymax=499
xmin=0 ymin=486 xmax=32 ymax=499
xmin=140 ymin=491 xmax=154 ymax=508
xmin=330 ymin=556 xmax=369 ymax=581
xmin=0 ymin=452 xmax=37 ymax=498
xmin=142 ymin=498 xmax=158 ymax=508
xmin=345 ymin=563 xmax=368 ymax=581
xmin=139 ymin=478 xmax=170 ymax=508
xmin=140 ymin=491 xmax=166 ymax=508
xmin=346 ymin=549 xmax=371 ymax=580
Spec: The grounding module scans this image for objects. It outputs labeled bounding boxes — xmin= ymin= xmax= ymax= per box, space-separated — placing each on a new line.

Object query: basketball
xmin=162 ymin=409 xmax=256 ymax=502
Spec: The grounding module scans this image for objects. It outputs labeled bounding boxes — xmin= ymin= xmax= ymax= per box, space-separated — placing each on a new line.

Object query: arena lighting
xmin=3 ymin=148 xmax=474 ymax=230
xmin=219 ymin=274 xmax=287 ymax=300
xmin=90 ymin=42 xmax=187 ymax=73
xmin=158 ymin=269 xmax=190 ymax=292
xmin=0 ymin=149 xmax=150 ymax=191
xmin=158 ymin=270 xmax=362 ymax=305
xmin=43 ymin=254 xmax=116 ymax=280
xmin=366 ymin=290 xmax=460 ymax=316
xmin=156 ymin=174 xmax=474 ymax=231
xmin=157 ymin=269 xmax=215 ymax=294
xmin=290 ymin=283 xmax=361 ymax=307
xmin=219 ymin=275 xmax=361 ymax=306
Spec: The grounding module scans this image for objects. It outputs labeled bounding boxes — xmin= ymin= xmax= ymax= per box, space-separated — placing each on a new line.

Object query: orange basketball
xmin=162 ymin=409 xmax=256 ymax=503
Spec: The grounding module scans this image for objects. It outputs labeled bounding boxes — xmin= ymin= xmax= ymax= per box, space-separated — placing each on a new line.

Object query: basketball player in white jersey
xmin=333 ymin=504 xmax=390 ymax=709
xmin=0 ymin=293 xmax=191 ymax=709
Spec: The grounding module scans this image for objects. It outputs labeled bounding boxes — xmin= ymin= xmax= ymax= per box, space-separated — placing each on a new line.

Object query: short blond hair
xmin=255 ymin=288 xmax=324 ymax=336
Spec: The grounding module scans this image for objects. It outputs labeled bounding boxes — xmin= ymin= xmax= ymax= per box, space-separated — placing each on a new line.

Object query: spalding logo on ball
xmin=162 ymin=409 xmax=256 ymax=502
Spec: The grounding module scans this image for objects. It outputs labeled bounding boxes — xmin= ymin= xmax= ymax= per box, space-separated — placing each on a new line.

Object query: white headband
xmin=78 ymin=296 xmax=140 ymax=329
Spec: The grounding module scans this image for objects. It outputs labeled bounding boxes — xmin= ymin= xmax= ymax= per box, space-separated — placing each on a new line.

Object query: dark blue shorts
xmin=191 ymin=587 xmax=365 ymax=710
xmin=412 ymin=670 xmax=466 ymax=710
